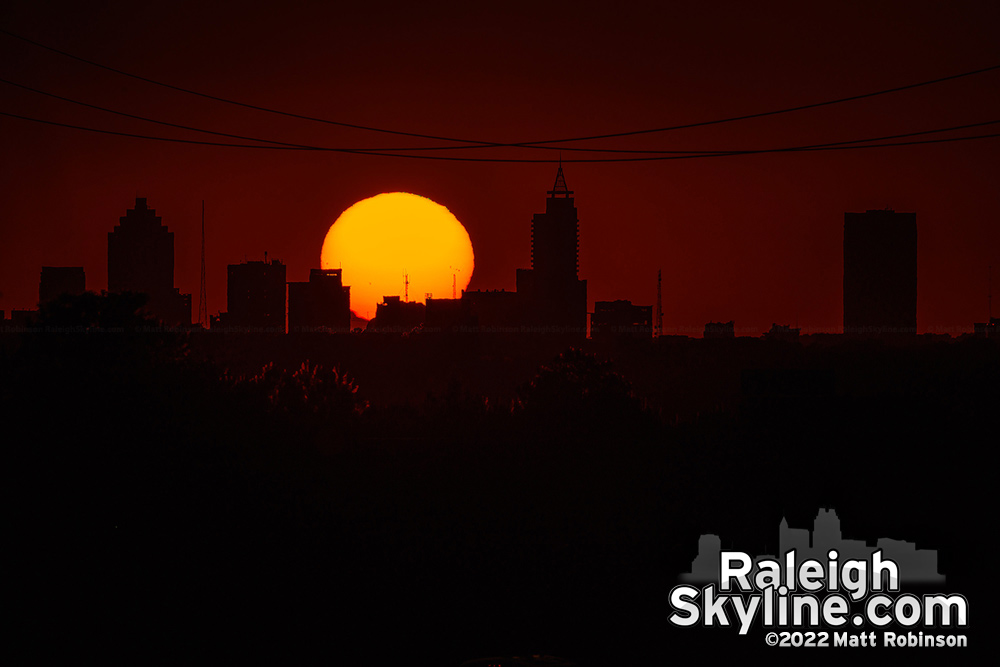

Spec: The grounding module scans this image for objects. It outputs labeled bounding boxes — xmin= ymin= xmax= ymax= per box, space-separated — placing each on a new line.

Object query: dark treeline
xmin=5 ymin=293 xmax=996 ymax=664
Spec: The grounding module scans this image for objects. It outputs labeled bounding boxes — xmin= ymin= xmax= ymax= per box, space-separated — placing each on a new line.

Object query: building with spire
xmin=458 ymin=163 xmax=588 ymax=335
xmin=513 ymin=163 xmax=588 ymax=335
xmin=107 ymin=197 xmax=191 ymax=326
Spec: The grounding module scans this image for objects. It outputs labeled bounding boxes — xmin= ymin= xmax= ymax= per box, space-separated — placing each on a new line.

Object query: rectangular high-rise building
xmin=843 ymin=209 xmax=917 ymax=336
xmin=515 ymin=165 xmax=587 ymax=335
xmin=287 ymin=268 xmax=351 ymax=332
xmin=224 ymin=258 xmax=287 ymax=331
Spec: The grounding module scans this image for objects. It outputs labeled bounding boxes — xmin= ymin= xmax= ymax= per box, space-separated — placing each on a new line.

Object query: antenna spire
xmin=198 ymin=199 xmax=207 ymax=327
xmin=548 ymin=156 xmax=573 ymax=198
xmin=655 ymin=269 xmax=663 ymax=338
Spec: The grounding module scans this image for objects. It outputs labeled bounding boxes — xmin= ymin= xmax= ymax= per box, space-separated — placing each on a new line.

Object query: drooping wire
xmin=2 ymin=27 xmax=998 ymax=150
xmin=2 ymin=109 xmax=997 ymax=162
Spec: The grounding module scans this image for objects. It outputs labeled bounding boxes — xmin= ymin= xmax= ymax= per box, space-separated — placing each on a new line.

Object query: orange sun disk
xmin=320 ymin=192 xmax=475 ymax=320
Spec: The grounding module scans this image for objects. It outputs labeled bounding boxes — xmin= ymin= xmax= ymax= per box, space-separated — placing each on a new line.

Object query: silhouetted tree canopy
xmin=35 ymin=290 xmax=155 ymax=330
xmin=231 ymin=360 xmax=367 ymax=425
xmin=516 ymin=348 xmax=644 ymax=424
xmin=3 ymin=297 xmax=996 ymax=664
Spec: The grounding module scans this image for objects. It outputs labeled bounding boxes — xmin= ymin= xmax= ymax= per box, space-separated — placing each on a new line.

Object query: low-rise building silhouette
xmin=590 ymin=300 xmax=652 ymax=339
xmin=974 ymin=317 xmax=998 ymax=340
xmin=287 ymin=268 xmax=351 ymax=332
xmin=8 ymin=309 xmax=37 ymax=328
xmin=424 ymin=297 xmax=474 ymax=333
xmin=366 ymin=296 xmax=425 ymax=333
xmin=704 ymin=320 xmax=735 ymax=339
xmin=762 ymin=323 xmax=800 ymax=342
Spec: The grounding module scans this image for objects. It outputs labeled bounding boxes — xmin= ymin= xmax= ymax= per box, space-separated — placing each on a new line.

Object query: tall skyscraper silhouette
xmin=515 ymin=164 xmax=587 ymax=334
xmin=843 ymin=209 xmax=917 ymax=336
xmin=108 ymin=197 xmax=191 ymax=326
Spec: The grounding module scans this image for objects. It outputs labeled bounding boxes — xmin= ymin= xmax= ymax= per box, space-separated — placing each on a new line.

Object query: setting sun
xmin=320 ymin=193 xmax=475 ymax=319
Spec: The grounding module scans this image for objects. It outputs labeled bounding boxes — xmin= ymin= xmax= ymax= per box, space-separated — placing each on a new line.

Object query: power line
xmin=2 ymin=27 xmax=998 ymax=150
xmin=0 ymin=77 xmax=719 ymax=154
xmin=0 ymin=78 xmax=320 ymax=150
xmin=0 ymin=28 xmax=494 ymax=147
xmin=2 ymin=109 xmax=997 ymax=162
xmin=521 ymin=65 xmax=1000 ymax=146
xmin=0 ymin=110 xmax=318 ymax=150
xmin=10 ymin=77 xmax=995 ymax=156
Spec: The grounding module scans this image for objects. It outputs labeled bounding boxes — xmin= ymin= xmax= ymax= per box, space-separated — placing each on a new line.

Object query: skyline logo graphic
xmin=681 ymin=508 xmax=945 ymax=587
xmin=669 ymin=508 xmax=967 ymax=643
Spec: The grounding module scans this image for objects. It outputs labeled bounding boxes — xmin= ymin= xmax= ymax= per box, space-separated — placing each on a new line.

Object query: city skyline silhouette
xmin=2 ymin=3 xmax=999 ymax=336
xmin=5 ymin=167 xmax=998 ymax=340
xmin=2 ymin=3 xmax=995 ymax=664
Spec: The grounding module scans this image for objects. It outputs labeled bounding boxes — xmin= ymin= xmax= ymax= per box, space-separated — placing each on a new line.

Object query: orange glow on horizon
xmin=320 ymin=192 xmax=475 ymax=319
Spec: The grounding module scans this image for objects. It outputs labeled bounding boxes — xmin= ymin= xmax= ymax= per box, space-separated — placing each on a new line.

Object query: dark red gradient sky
xmin=1 ymin=1 xmax=998 ymax=334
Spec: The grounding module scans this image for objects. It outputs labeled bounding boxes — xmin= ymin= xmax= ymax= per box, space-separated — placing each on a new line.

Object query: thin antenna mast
xmin=198 ymin=200 xmax=207 ymax=327
xmin=655 ymin=269 xmax=663 ymax=338
xmin=453 ymin=274 xmax=457 ymax=299
xmin=404 ymin=271 xmax=409 ymax=302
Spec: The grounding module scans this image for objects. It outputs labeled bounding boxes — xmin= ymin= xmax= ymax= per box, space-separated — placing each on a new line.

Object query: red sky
xmin=1 ymin=1 xmax=998 ymax=334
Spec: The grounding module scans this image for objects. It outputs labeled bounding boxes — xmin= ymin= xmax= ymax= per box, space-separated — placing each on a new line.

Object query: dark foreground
xmin=5 ymin=297 xmax=994 ymax=664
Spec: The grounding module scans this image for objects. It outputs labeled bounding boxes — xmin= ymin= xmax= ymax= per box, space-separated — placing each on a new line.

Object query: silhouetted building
xmin=39 ymin=266 xmax=86 ymax=305
xmin=287 ymin=268 xmax=351 ymax=332
xmin=844 ymin=209 xmax=917 ymax=336
xmin=704 ymin=320 xmax=735 ymax=339
xmin=461 ymin=289 xmax=520 ymax=331
xmin=590 ymin=300 xmax=652 ymax=339
xmin=9 ymin=309 xmax=37 ymax=328
xmin=108 ymin=197 xmax=191 ymax=326
xmin=366 ymin=296 xmax=425 ymax=333
xmin=763 ymin=323 xmax=800 ymax=342
xmin=515 ymin=165 xmax=587 ymax=335
xmin=215 ymin=257 xmax=286 ymax=331
xmin=974 ymin=317 xmax=999 ymax=340
xmin=424 ymin=297 xmax=475 ymax=333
